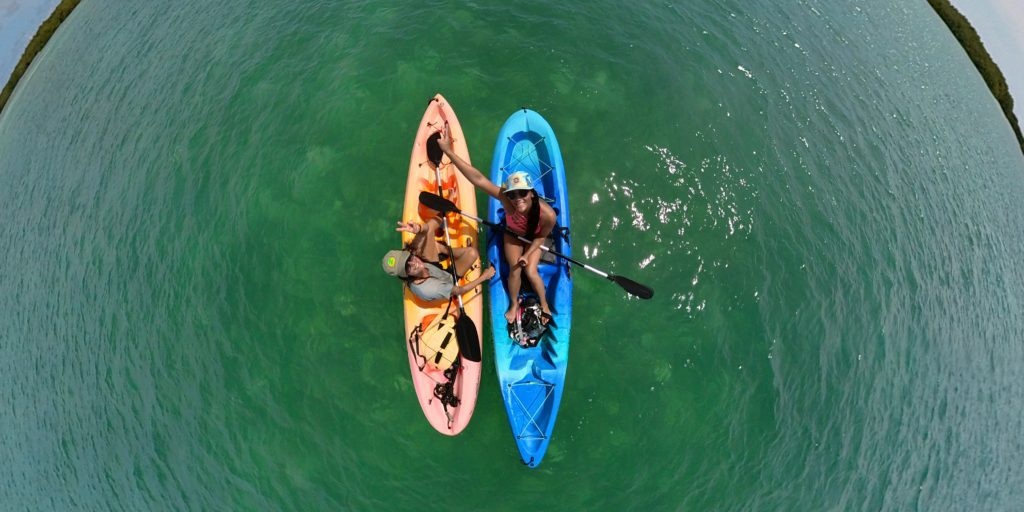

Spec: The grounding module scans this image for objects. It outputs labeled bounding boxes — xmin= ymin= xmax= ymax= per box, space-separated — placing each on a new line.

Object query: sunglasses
xmin=505 ymin=189 xmax=531 ymax=200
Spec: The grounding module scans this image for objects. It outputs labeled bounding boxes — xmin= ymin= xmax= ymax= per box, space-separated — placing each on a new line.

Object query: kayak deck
xmin=402 ymin=94 xmax=483 ymax=436
xmin=488 ymin=109 xmax=571 ymax=467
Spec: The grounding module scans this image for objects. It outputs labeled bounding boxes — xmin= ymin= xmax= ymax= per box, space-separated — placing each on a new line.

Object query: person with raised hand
xmin=437 ymin=125 xmax=556 ymax=325
xmin=382 ymin=217 xmax=494 ymax=302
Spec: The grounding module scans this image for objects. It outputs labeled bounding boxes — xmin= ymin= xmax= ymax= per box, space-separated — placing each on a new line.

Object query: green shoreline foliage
xmin=927 ymin=0 xmax=1024 ymax=154
xmin=0 ymin=0 xmax=82 ymax=115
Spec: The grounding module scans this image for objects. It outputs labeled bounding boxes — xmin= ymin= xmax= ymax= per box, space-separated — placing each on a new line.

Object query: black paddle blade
xmin=455 ymin=315 xmax=482 ymax=362
xmin=610 ymin=274 xmax=654 ymax=299
xmin=426 ymin=132 xmax=444 ymax=167
xmin=419 ymin=191 xmax=459 ymax=214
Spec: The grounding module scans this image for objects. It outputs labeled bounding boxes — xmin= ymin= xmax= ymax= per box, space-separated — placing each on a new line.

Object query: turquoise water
xmin=2 ymin=0 xmax=1023 ymax=509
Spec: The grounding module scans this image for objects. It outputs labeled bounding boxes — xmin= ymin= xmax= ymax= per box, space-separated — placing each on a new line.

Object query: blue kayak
xmin=487 ymin=109 xmax=572 ymax=468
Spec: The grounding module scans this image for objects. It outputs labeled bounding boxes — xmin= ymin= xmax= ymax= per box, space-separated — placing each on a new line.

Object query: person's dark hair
xmin=400 ymin=243 xmax=417 ymax=285
xmin=525 ymin=190 xmax=541 ymax=239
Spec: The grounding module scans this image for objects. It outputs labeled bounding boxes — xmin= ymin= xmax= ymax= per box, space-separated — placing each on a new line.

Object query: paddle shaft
xmin=434 ymin=169 xmax=466 ymax=309
xmin=454 ymin=209 xmax=613 ymax=279
xmin=419 ymin=190 xmax=653 ymax=299
xmin=429 ymin=114 xmax=484 ymax=361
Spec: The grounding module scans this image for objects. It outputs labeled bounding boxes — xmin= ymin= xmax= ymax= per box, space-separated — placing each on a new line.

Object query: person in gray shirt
xmin=382 ymin=216 xmax=494 ymax=302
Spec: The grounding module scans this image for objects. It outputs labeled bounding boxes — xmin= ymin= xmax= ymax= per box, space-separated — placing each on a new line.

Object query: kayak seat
xmin=539 ymin=230 xmax=559 ymax=265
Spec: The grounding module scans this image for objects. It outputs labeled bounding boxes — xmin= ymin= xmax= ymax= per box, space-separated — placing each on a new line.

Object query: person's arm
xmin=452 ymin=266 xmax=496 ymax=296
xmin=438 ymin=124 xmax=502 ymax=199
xmin=397 ymin=218 xmax=440 ymax=259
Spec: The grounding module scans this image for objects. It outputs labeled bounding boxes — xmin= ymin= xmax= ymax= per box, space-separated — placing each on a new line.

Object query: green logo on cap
xmin=387 ymin=256 xmax=396 ymax=267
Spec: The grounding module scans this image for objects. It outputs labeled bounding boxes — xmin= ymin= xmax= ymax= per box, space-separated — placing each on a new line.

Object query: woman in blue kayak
xmin=382 ymin=216 xmax=495 ymax=302
xmin=438 ymin=125 xmax=556 ymax=325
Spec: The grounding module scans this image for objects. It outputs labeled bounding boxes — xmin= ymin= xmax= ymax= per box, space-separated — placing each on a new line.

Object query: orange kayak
xmin=401 ymin=94 xmax=483 ymax=435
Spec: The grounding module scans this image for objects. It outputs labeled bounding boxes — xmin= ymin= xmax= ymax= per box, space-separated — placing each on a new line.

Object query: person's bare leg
xmin=503 ymin=235 xmax=524 ymax=324
xmin=522 ymin=249 xmax=551 ymax=323
xmin=451 ymin=246 xmax=478 ymax=277
xmin=412 ymin=217 xmax=442 ymax=261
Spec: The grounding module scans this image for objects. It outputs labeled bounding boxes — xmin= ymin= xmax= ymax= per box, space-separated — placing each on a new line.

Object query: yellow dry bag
xmin=419 ymin=311 xmax=459 ymax=371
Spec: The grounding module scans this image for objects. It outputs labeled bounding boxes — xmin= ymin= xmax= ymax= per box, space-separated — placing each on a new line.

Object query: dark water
xmin=1 ymin=0 xmax=1023 ymax=510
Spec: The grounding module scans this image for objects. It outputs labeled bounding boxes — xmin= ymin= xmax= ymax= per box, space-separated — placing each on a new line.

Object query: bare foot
xmin=504 ymin=305 xmax=519 ymax=324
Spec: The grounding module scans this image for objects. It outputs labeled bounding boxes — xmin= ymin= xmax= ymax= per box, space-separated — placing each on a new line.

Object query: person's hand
xmin=395 ymin=221 xmax=420 ymax=234
xmin=437 ymin=123 xmax=453 ymax=153
xmin=482 ymin=266 xmax=496 ymax=279
xmin=516 ymin=255 xmax=529 ymax=268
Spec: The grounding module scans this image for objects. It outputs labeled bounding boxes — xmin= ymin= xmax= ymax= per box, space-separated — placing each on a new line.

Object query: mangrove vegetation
xmin=0 ymin=0 xmax=81 ymax=116
xmin=927 ymin=0 xmax=1024 ymax=154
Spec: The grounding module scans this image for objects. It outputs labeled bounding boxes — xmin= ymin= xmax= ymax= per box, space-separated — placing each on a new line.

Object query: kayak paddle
xmin=419 ymin=191 xmax=654 ymax=300
xmin=427 ymin=132 xmax=483 ymax=362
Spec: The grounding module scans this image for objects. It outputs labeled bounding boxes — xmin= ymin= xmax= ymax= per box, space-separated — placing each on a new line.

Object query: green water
xmin=2 ymin=0 xmax=1023 ymax=510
